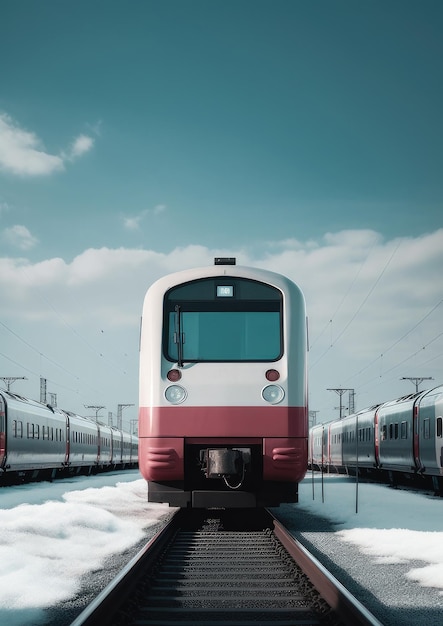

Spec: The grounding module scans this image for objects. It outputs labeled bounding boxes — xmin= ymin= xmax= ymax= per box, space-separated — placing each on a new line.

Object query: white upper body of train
xmin=139 ymin=261 xmax=308 ymax=423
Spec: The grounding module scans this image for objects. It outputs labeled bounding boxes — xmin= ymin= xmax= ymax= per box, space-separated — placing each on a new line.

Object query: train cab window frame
xmin=163 ymin=277 xmax=284 ymax=364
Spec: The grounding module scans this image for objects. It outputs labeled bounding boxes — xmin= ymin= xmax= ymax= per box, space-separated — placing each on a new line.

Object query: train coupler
xmin=200 ymin=447 xmax=251 ymax=489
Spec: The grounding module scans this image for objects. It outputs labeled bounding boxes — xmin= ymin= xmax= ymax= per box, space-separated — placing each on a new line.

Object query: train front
xmin=139 ymin=259 xmax=308 ymax=508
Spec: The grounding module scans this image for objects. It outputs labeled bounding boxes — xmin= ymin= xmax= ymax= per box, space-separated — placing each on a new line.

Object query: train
xmin=138 ymin=258 xmax=309 ymax=508
xmin=309 ymin=384 xmax=443 ymax=493
xmin=0 ymin=389 xmax=138 ymax=483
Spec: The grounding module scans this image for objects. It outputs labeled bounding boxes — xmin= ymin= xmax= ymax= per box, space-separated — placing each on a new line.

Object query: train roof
xmin=0 ymin=389 xmax=135 ymax=435
xmin=146 ymin=262 xmax=304 ymax=295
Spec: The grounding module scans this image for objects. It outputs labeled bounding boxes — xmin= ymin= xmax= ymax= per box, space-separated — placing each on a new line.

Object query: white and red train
xmin=0 ymin=390 xmax=138 ymax=483
xmin=138 ymin=258 xmax=308 ymax=508
xmin=309 ymin=385 xmax=443 ymax=492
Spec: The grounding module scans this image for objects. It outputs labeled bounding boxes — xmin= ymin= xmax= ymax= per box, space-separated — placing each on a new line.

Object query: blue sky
xmin=1 ymin=1 xmax=442 ymax=427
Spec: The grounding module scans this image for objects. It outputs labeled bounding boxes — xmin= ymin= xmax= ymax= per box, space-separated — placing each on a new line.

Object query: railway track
xmin=70 ymin=508 xmax=382 ymax=626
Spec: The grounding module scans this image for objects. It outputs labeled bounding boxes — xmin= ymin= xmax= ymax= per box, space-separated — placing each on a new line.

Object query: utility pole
xmin=84 ymin=405 xmax=106 ymax=421
xmin=401 ymin=377 xmax=434 ymax=393
xmin=117 ymin=403 xmax=135 ymax=430
xmin=349 ymin=389 xmax=355 ymax=414
xmin=327 ymin=388 xmax=354 ymax=419
xmin=40 ymin=377 xmax=47 ymax=403
xmin=0 ymin=376 xmax=27 ymax=391
xmin=309 ymin=410 xmax=319 ymax=427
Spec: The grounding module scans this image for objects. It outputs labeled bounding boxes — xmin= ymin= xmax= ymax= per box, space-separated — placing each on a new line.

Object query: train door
xmin=322 ymin=425 xmax=330 ymax=469
xmin=437 ymin=416 xmax=443 ymax=471
xmin=433 ymin=390 xmax=443 ymax=475
xmin=0 ymin=394 xmax=5 ymax=469
xmin=417 ymin=387 xmax=443 ymax=476
xmin=65 ymin=414 xmax=71 ymax=466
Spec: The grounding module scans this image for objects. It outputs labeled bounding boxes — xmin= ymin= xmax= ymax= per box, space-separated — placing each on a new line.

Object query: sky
xmin=0 ymin=0 xmax=442 ymax=427
xmin=0 ymin=471 xmax=442 ymax=626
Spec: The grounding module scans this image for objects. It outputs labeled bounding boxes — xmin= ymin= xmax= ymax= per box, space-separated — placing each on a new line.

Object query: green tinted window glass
xmin=168 ymin=311 xmax=280 ymax=361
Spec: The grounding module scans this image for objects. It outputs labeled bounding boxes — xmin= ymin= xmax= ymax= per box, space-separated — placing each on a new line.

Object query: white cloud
xmin=123 ymin=215 xmax=144 ymax=231
xmin=0 ymin=230 xmax=441 ymax=419
xmin=123 ymin=205 xmax=167 ymax=231
xmin=0 ymin=112 xmax=95 ymax=177
xmin=3 ymin=225 xmax=39 ymax=250
xmin=0 ymin=201 xmax=11 ymax=215
xmin=0 ymin=113 xmax=64 ymax=176
xmin=68 ymin=134 xmax=94 ymax=159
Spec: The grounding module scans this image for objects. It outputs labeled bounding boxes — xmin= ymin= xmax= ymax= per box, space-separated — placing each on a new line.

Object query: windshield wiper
xmin=174 ymin=304 xmax=184 ymax=367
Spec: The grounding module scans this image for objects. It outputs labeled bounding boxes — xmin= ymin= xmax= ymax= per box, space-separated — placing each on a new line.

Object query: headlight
xmin=165 ymin=385 xmax=187 ymax=404
xmin=262 ymin=384 xmax=285 ymax=404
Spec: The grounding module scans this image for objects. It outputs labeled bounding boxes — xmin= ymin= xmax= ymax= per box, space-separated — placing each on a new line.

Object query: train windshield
xmin=164 ymin=277 xmax=283 ymax=362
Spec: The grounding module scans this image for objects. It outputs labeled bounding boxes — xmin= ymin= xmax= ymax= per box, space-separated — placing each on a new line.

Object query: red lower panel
xmin=263 ymin=438 xmax=307 ymax=481
xmin=139 ymin=435 xmax=308 ymax=483
xmin=139 ymin=437 xmax=184 ymax=481
xmin=139 ymin=405 xmax=307 ymax=438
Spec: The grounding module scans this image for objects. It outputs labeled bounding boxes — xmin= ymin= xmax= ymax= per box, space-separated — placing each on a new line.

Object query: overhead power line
xmin=310 ymin=240 xmax=402 ymax=370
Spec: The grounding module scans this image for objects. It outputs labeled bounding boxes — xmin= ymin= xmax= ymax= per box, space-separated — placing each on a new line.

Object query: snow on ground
xmin=0 ymin=470 xmax=170 ymax=626
xmin=0 ymin=470 xmax=442 ymax=626
xmin=298 ymin=472 xmax=443 ymax=595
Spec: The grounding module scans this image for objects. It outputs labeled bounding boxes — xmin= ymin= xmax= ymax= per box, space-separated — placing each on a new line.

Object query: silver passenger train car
xmin=0 ymin=390 xmax=138 ymax=482
xmin=309 ymin=385 xmax=443 ymax=492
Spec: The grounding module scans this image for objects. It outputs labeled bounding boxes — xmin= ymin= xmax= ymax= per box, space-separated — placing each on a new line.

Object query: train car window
xmin=424 ymin=418 xmax=431 ymax=439
xmin=401 ymin=421 xmax=408 ymax=439
xmin=437 ymin=417 xmax=442 ymax=438
xmin=164 ymin=277 xmax=283 ymax=362
xmin=394 ymin=423 xmax=399 ymax=440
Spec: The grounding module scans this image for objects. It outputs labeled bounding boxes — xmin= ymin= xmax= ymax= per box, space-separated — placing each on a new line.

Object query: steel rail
xmin=70 ymin=508 xmax=384 ymax=626
xmin=270 ymin=512 xmax=383 ymax=626
xmin=69 ymin=510 xmax=183 ymax=626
